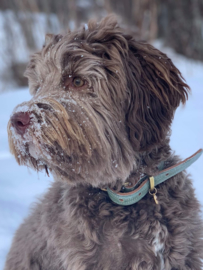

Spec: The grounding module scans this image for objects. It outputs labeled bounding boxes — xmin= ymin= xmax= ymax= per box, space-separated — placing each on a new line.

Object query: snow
xmin=0 ymin=46 xmax=203 ymax=268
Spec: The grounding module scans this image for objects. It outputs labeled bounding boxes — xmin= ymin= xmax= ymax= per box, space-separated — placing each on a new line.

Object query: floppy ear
xmin=124 ymin=39 xmax=190 ymax=151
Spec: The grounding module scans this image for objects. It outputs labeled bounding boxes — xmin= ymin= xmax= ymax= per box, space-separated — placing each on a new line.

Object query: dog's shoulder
xmin=5 ymin=168 xmax=203 ymax=270
xmin=4 ymin=181 xmax=67 ymax=270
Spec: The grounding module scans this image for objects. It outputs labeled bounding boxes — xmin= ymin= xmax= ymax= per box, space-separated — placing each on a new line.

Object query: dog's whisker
xmin=45 ymin=165 xmax=49 ymax=177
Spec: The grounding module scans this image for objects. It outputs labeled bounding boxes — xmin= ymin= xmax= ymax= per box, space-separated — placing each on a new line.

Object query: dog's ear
xmin=124 ymin=40 xmax=190 ymax=151
xmin=45 ymin=34 xmax=54 ymax=46
xmin=43 ymin=33 xmax=63 ymax=47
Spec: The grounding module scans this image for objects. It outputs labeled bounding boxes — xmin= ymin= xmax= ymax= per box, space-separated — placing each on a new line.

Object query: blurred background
xmin=0 ymin=1 xmax=203 ymax=269
xmin=0 ymin=0 xmax=203 ymax=92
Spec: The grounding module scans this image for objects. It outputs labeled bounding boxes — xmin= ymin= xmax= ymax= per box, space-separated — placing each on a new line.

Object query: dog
xmin=5 ymin=16 xmax=203 ymax=270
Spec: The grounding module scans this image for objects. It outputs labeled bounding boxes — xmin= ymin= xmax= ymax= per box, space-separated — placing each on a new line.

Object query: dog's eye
xmin=73 ymin=77 xmax=84 ymax=88
xmin=62 ymin=76 xmax=87 ymax=90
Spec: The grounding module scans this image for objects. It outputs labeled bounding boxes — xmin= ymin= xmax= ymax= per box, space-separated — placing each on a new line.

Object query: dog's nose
xmin=11 ymin=112 xmax=30 ymax=135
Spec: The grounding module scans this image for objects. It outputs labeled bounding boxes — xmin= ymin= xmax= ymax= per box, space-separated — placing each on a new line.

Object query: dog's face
xmin=8 ymin=16 xmax=189 ymax=187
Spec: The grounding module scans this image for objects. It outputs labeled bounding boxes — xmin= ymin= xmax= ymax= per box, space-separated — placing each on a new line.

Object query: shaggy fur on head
xmin=5 ymin=16 xmax=203 ymax=270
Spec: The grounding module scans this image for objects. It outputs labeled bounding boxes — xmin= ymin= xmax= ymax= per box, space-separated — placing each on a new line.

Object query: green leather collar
xmin=106 ymin=149 xmax=203 ymax=206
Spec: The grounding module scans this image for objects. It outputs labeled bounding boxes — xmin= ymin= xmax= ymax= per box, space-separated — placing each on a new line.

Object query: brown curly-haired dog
xmin=5 ymin=16 xmax=203 ymax=270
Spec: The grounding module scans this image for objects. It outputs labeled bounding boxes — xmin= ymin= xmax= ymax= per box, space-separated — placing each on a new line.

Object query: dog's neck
xmin=138 ymin=143 xmax=171 ymax=175
xmin=63 ymin=143 xmax=172 ymax=194
xmin=96 ymin=143 xmax=172 ymax=192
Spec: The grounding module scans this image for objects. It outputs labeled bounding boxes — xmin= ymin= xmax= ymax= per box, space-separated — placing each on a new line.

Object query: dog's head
xmin=8 ymin=16 xmax=189 ymax=187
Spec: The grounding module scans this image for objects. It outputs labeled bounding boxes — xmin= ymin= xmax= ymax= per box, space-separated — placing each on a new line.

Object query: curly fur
xmin=5 ymin=15 xmax=203 ymax=270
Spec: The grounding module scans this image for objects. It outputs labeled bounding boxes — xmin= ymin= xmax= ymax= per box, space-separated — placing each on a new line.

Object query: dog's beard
xmin=8 ymin=94 xmax=136 ymax=186
xmin=8 ymin=97 xmax=103 ymax=180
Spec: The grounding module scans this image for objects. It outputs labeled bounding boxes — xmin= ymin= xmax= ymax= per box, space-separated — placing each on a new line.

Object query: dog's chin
xmin=28 ymin=142 xmax=42 ymax=160
xmin=10 ymin=134 xmax=135 ymax=187
xmin=10 ymin=137 xmax=84 ymax=184
xmin=8 ymin=119 xmax=134 ymax=187
xmin=17 ymin=142 xmax=49 ymax=174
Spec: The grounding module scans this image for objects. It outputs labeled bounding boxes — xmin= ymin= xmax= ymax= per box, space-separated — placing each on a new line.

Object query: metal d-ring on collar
xmin=105 ymin=149 xmax=203 ymax=206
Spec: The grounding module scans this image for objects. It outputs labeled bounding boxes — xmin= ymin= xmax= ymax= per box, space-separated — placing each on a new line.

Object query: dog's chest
xmin=56 ymin=188 xmax=167 ymax=270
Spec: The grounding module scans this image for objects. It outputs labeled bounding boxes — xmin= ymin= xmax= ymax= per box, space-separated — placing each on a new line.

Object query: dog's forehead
xmin=25 ymin=19 xmax=127 ymax=80
xmin=24 ymin=19 xmax=129 ymax=97
xmin=25 ymin=33 xmax=109 ymax=83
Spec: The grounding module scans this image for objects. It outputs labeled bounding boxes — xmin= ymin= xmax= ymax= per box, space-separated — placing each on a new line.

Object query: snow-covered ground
xmin=0 ymin=45 xmax=203 ymax=269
